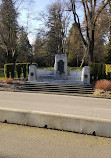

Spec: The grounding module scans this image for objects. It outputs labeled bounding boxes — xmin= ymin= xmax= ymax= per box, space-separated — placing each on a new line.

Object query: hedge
xmin=16 ymin=64 xmax=22 ymax=78
xmin=88 ymin=62 xmax=108 ymax=82
xmin=4 ymin=63 xmax=37 ymax=79
xmin=0 ymin=68 xmax=5 ymax=78
xmin=4 ymin=63 xmax=15 ymax=78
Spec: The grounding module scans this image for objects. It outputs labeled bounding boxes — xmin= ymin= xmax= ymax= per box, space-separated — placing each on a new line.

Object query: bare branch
xmin=94 ymin=1 xmax=109 ymax=26
xmin=82 ymin=0 xmax=90 ymax=41
xmin=71 ymin=1 xmax=88 ymax=47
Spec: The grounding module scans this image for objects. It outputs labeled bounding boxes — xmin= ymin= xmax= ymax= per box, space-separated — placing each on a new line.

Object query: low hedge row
xmin=0 ymin=68 xmax=5 ymax=78
xmin=88 ymin=62 xmax=111 ymax=82
xmin=4 ymin=62 xmax=111 ymax=81
xmin=4 ymin=63 xmax=37 ymax=79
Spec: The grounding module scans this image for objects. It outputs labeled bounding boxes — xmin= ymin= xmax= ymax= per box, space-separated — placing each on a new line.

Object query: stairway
xmin=19 ymin=82 xmax=94 ymax=95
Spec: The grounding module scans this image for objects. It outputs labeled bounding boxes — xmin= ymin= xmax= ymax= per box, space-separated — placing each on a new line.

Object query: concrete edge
xmin=1 ymin=88 xmax=111 ymax=100
xmin=5 ymin=90 xmax=111 ymax=100
xmin=0 ymin=107 xmax=111 ymax=137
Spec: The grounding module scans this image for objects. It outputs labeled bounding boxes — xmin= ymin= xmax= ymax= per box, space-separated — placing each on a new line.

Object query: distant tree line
xmin=0 ymin=0 xmax=111 ymax=68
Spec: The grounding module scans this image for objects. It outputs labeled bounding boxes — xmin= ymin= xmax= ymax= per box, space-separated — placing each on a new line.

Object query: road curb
xmin=0 ymin=108 xmax=111 ymax=137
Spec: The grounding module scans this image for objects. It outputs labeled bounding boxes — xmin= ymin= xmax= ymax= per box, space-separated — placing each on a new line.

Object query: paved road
xmin=0 ymin=91 xmax=111 ymax=120
xmin=0 ymin=123 xmax=111 ymax=158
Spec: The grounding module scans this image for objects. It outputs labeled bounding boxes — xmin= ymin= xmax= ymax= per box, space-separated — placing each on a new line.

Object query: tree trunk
xmin=6 ymin=50 xmax=12 ymax=63
xmin=88 ymin=40 xmax=94 ymax=62
xmin=6 ymin=49 xmax=16 ymax=63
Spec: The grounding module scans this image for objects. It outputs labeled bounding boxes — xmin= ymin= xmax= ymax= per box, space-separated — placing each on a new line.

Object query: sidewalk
xmin=0 ymin=91 xmax=111 ymax=137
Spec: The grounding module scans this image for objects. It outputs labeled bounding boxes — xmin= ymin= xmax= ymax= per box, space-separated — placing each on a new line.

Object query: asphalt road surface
xmin=0 ymin=123 xmax=111 ymax=158
xmin=0 ymin=91 xmax=111 ymax=120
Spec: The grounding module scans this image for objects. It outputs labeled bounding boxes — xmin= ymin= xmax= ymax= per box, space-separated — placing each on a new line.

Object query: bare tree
xmin=70 ymin=0 xmax=109 ymax=62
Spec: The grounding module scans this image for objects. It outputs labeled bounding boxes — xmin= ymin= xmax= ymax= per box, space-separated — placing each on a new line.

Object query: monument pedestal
xmin=54 ymin=54 xmax=67 ymax=80
xmin=28 ymin=65 xmax=37 ymax=82
xmin=81 ymin=66 xmax=90 ymax=85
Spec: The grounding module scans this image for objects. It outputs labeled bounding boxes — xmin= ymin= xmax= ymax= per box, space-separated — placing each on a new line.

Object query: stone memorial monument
xmin=28 ymin=54 xmax=90 ymax=85
xmin=54 ymin=54 xmax=67 ymax=80
xmin=28 ymin=65 xmax=37 ymax=81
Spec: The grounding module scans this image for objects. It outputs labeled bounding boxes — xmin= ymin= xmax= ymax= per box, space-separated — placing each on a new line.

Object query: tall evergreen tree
xmin=33 ymin=34 xmax=47 ymax=67
xmin=0 ymin=0 xmax=18 ymax=63
xmin=67 ymin=23 xmax=84 ymax=67
xmin=17 ymin=27 xmax=32 ymax=63
xmin=46 ymin=2 xmax=66 ymax=66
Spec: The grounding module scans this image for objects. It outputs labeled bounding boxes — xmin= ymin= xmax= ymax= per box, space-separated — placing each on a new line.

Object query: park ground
xmin=0 ymin=89 xmax=111 ymax=157
xmin=0 ymin=91 xmax=111 ymax=118
xmin=0 ymin=123 xmax=111 ymax=158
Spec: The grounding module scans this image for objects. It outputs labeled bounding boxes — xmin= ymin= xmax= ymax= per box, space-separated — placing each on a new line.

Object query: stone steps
xmin=20 ymin=82 xmax=94 ymax=95
xmin=36 ymin=76 xmax=82 ymax=83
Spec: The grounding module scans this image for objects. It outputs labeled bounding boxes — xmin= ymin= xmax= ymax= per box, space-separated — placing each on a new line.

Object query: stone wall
xmin=28 ymin=65 xmax=90 ymax=85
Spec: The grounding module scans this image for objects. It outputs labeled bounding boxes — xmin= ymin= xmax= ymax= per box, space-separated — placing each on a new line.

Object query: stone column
xmin=81 ymin=66 xmax=90 ymax=85
xmin=54 ymin=54 xmax=67 ymax=80
xmin=28 ymin=65 xmax=37 ymax=82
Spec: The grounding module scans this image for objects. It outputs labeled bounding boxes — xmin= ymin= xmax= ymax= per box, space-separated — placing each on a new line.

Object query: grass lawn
xmin=38 ymin=67 xmax=54 ymax=70
xmin=38 ymin=67 xmax=82 ymax=71
xmin=67 ymin=67 xmax=82 ymax=71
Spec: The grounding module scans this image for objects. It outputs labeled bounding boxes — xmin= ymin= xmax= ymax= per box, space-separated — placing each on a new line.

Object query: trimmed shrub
xmin=0 ymin=69 xmax=5 ymax=78
xmin=101 ymin=64 xmax=106 ymax=79
xmin=97 ymin=63 xmax=102 ymax=80
xmin=88 ymin=62 xmax=106 ymax=82
xmin=27 ymin=63 xmax=31 ymax=73
xmin=4 ymin=64 xmax=15 ymax=78
xmin=4 ymin=63 xmax=37 ymax=79
xmin=22 ymin=64 xmax=27 ymax=78
xmin=94 ymin=63 xmax=97 ymax=80
xmin=16 ymin=64 xmax=22 ymax=78
xmin=95 ymin=80 xmax=111 ymax=91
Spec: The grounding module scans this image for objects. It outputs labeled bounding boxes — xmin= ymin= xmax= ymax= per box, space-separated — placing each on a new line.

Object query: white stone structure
xmin=36 ymin=69 xmax=54 ymax=81
xmin=28 ymin=54 xmax=90 ymax=85
xmin=54 ymin=54 xmax=67 ymax=79
xmin=28 ymin=65 xmax=37 ymax=82
xmin=81 ymin=66 xmax=90 ymax=85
